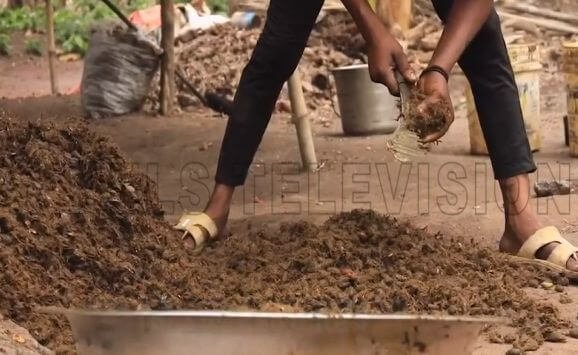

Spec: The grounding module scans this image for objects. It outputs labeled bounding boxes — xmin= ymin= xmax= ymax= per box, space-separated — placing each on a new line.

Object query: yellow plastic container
xmin=563 ymin=41 xmax=578 ymax=157
xmin=466 ymin=44 xmax=542 ymax=155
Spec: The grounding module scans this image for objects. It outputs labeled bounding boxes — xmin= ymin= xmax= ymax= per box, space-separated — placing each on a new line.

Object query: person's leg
xmin=431 ymin=0 xmax=577 ymax=270
xmin=202 ymin=0 xmax=324 ymax=230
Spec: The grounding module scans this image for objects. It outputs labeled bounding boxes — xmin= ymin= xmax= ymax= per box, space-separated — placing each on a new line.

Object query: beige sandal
xmin=174 ymin=213 xmax=219 ymax=251
xmin=514 ymin=226 xmax=578 ymax=280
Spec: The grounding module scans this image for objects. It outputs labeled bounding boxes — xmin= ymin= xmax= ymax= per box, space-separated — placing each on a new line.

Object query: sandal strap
xmin=547 ymin=243 xmax=578 ymax=267
xmin=175 ymin=212 xmax=219 ymax=238
xmin=518 ymin=226 xmax=568 ymax=259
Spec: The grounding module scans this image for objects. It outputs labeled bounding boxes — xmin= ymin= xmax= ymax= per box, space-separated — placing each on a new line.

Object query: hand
xmin=366 ymin=31 xmax=415 ymax=96
xmin=417 ymin=70 xmax=454 ymax=143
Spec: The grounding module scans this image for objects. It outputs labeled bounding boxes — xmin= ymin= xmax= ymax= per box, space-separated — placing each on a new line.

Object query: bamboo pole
xmin=46 ymin=0 xmax=58 ymax=94
xmin=287 ymin=71 xmax=317 ymax=172
xmin=160 ymin=0 xmax=175 ymax=115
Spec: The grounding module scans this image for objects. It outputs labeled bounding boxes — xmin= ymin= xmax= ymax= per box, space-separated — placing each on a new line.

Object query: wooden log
xmin=46 ymin=0 xmax=58 ymax=94
xmin=160 ymin=0 xmax=176 ymax=115
xmin=504 ymin=34 xmax=524 ymax=45
xmin=507 ymin=20 xmax=541 ymax=36
xmin=406 ymin=20 xmax=429 ymax=43
xmin=230 ymin=0 xmax=346 ymax=13
xmin=498 ymin=11 xmax=578 ymax=34
xmin=287 ymin=71 xmax=318 ymax=172
xmin=502 ymin=2 xmax=578 ymax=25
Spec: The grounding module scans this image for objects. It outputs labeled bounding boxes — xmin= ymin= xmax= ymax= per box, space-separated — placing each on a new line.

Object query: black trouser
xmin=215 ymin=0 xmax=537 ymax=186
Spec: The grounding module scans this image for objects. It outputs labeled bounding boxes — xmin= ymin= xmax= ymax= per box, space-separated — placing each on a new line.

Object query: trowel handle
xmin=395 ymin=71 xmax=411 ymax=104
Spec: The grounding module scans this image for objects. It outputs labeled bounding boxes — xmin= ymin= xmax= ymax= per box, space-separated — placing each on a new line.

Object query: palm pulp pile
xmin=0 ymin=112 xmax=574 ymax=354
xmin=149 ymin=20 xmax=358 ymax=113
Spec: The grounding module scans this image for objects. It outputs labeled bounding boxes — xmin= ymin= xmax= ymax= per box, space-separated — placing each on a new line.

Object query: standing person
xmin=175 ymin=0 xmax=578 ymax=277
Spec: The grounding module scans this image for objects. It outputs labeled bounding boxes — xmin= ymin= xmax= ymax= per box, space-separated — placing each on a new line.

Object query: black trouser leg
xmin=431 ymin=0 xmax=536 ymax=180
xmin=215 ymin=0 xmax=324 ymax=186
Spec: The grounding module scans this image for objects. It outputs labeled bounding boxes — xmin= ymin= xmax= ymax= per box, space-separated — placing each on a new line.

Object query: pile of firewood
xmin=499 ymin=0 xmax=578 ymax=36
xmin=404 ymin=0 xmax=578 ymax=69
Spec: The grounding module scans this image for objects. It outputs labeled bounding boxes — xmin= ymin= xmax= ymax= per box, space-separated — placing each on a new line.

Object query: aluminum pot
xmin=332 ymin=64 xmax=399 ymax=136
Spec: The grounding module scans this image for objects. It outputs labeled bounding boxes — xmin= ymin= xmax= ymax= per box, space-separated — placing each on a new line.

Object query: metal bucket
xmin=332 ymin=64 xmax=398 ymax=136
xmin=43 ymin=309 xmax=503 ymax=355
xmin=563 ymin=41 xmax=578 ymax=157
xmin=230 ymin=11 xmax=261 ymax=29
xmin=466 ymin=43 xmax=543 ymax=155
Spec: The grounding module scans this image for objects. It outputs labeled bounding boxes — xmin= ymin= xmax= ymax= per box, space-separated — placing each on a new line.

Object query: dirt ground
xmin=1 ymin=44 xmax=578 ymax=354
xmin=0 ymin=34 xmax=82 ymax=99
xmin=0 ymin=315 xmax=52 ymax=355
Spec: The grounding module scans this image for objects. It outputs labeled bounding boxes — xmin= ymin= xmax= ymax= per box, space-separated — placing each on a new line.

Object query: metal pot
xmin=332 ymin=64 xmax=399 ymax=136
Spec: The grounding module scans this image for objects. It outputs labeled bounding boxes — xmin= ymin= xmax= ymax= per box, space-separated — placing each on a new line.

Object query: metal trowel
xmin=386 ymin=72 xmax=430 ymax=162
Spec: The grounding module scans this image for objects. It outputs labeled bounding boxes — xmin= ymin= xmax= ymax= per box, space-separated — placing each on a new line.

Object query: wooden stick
xmin=502 ymin=2 xmax=578 ymax=25
xmin=287 ymin=70 xmax=318 ymax=172
xmin=498 ymin=11 xmax=578 ymax=34
xmin=160 ymin=0 xmax=175 ymax=115
xmin=234 ymin=0 xmax=345 ymax=12
xmin=46 ymin=0 xmax=58 ymax=94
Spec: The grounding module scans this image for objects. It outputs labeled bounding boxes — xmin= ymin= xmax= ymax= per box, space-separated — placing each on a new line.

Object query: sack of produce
xmin=81 ymin=24 xmax=161 ymax=119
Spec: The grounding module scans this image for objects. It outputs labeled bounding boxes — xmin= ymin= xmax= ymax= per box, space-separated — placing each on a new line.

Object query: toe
xmin=535 ymin=242 xmax=578 ymax=272
xmin=182 ymin=232 xmax=197 ymax=249
xmin=567 ymin=254 xmax=578 ymax=272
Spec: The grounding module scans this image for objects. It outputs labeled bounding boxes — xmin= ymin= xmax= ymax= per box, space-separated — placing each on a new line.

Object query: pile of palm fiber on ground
xmin=0 ymin=112 xmax=190 ymax=353
xmin=147 ymin=22 xmax=357 ymax=112
xmin=0 ymin=112 xmax=570 ymax=353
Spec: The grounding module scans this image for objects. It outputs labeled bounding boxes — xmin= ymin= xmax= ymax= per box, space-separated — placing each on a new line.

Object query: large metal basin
xmin=44 ymin=309 xmax=503 ymax=355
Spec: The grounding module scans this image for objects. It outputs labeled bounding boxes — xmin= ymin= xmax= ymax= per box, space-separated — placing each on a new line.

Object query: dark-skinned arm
xmin=420 ymin=0 xmax=493 ymax=143
xmin=341 ymin=0 xmax=415 ymax=95
xmin=429 ymin=0 xmax=494 ymax=73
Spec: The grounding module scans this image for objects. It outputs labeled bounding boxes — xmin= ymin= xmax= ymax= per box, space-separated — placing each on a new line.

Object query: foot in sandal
xmin=497 ymin=175 xmax=578 ymax=278
xmin=174 ymin=184 xmax=232 ymax=251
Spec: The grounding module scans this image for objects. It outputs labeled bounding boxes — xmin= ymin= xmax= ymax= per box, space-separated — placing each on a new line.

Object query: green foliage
xmin=53 ymin=7 xmax=94 ymax=56
xmin=25 ymin=38 xmax=43 ymax=56
xmin=0 ymin=0 xmax=156 ymax=56
xmin=0 ymin=1 xmax=230 ymax=56
xmin=0 ymin=34 xmax=10 ymax=56
xmin=206 ymin=0 xmax=229 ymax=14
xmin=52 ymin=0 xmax=156 ymax=55
xmin=0 ymin=7 xmax=43 ymax=33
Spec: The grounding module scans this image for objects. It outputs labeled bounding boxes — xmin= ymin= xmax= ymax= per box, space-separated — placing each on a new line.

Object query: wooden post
xmin=160 ymin=0 xmax=175 ymax=115
xmin=391 ymin=0 xmax=412 ymax=33
xmin=375 ymin=0 xmax=413 ymax=34
xmin=46 ymin=0 xmax=58 ymax=94
xmin=287 ymin=70 xmax=318 ymax=172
